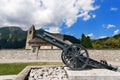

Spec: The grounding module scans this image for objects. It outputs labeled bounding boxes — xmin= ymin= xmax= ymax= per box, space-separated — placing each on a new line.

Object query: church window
xmin=29 ymin=31 xmax=32 ymax=34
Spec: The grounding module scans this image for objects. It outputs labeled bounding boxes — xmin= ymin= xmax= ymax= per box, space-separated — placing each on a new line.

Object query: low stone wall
xmin=0 ymin=49 xmax=31 ymax=60
xmin=89 ymin=50 xmax=120 ymax=66
xmin=0 ymin=49 xmax=120 ymax=64
xmin=0 ymin=49 xmax=62 ymax=62
xmin=88 ymin=50 xmax=120 ymax=63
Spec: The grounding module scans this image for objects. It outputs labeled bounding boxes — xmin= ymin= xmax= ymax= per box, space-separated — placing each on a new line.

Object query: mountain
xmin=92 ymin=34 xmax=120 ymax=49
xmin=0 ymin=26 xmax=27 ymax=49
xmin=0 ymin=26 xmax=81 ymax=49
xmin=1 ymin=26 xmax=119 ymax=49
xmin=64 ymin=35 xmax=80 ymax=44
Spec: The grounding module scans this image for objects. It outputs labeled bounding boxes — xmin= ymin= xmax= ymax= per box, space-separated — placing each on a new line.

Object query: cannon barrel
xmin=36 ymin=29 xmax=69 ymax=49
xmin=35 ymin=29 xmax=117 ymax=71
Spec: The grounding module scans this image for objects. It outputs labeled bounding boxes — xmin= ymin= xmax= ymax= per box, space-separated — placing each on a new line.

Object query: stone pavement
xmin=65 ymin=67 xmax=120 ymax=80
xmin=0 ymin=75 xmax=16 ymax=80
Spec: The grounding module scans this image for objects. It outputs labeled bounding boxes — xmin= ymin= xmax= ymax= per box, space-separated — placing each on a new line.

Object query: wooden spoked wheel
xmin=61 ymin=44 xmax=89 ymax=70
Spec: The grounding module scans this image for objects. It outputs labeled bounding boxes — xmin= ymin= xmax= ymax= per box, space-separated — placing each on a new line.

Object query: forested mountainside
xmin=0 ymin=27 xmax=120 ymax=49
xmin=0 ymin=27 xmax=27 ymax=49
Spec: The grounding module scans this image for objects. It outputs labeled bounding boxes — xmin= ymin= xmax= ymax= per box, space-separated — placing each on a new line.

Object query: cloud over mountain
xmin=113 ymin=29 xmax=119 ymax=35
xmin=0 ymin=0 xmax=99 ymax=32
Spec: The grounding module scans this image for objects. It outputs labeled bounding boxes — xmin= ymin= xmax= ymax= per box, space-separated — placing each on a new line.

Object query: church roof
xmin=29 ymin=37 xmax=44 ymax=43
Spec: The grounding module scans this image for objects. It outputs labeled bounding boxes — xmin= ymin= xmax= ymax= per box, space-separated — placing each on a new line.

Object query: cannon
xmin=36 ymin=29 xmax=117 ymax=71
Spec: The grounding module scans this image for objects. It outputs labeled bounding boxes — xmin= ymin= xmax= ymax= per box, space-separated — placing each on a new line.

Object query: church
xmin=25 ymin=25 xmax=73 ymax=51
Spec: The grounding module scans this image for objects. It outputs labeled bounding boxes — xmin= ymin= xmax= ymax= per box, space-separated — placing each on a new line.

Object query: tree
xmin=86 ymin=36 xmax=93 ymax=48
xmin=92 ymin=40 xmax=104 ymax=49
xmin=105 ymin=38 xmax=119 ymax=48
xmin=81 ymin=34 xmax=87 ymax=48
xmin=118 ymin=38 xmax=120 ymax=48
xmin=80 ymin=33 xmax=93 ymax=48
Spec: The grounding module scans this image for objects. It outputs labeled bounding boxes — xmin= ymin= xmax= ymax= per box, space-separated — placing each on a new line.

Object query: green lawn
xmin=0 ymin=62 xmax=64 ymax=75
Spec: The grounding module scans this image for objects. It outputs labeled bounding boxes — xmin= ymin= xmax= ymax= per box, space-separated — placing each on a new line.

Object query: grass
xmin=0 ymin=62 xmax=64 ymax=75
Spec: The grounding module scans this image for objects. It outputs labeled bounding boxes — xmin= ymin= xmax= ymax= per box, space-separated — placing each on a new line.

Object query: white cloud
xmin=99 ymin=36 xmax=107 ymax=39
xmin=103 ymin=24 xmax=116 ymax=29
xmin=46 ymin=27 xmax=61 ymax=33
xmin=0 ymin=0 xmax=99 ymax=33
xmin=110 ymin=7 xmax=118 ymax=11
xmin=86 ymin=33 xmax=94 ymax=38
xmin=92 ymin=14 xmax=96 ymax=18
xmin=113 ymin=29 xmax=119 ymax=35
xmin=107 ymin=24 xmax=116 ymax=29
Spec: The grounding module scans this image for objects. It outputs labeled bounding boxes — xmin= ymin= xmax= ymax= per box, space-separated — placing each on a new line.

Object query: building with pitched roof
xmin=25 ymin=25 xmax=66 ymax=50
xmin=25 ymin=25 xmax=80 ymax=53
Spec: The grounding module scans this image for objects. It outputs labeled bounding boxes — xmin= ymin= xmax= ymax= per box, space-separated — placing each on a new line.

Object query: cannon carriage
xmin=36 ymin=29 xmax=117 ymax=71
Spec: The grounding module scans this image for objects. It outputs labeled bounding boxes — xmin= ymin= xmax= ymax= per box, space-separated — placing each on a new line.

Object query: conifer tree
xmin=80 ymin=33 xmax=93 ymax=48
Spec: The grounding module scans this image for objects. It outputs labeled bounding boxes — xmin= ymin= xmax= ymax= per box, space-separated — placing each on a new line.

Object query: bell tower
xmin=25 ymin=25 xmax=36 ymax=49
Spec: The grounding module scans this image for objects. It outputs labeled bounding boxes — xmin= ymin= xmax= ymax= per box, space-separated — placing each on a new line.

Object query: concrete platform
xmin=0 ymin=75 xmax=16 ymax=80
xmin=65 ymin=67 xmax=120 ymax=80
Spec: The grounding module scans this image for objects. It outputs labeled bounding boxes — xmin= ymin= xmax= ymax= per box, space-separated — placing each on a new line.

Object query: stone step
xmin=0 ymin=75 xmax=16 ymax=80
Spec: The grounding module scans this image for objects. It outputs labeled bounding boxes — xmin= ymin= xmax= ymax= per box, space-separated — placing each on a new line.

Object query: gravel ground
xmin=28 ymin=66 xmax=68 ymax=80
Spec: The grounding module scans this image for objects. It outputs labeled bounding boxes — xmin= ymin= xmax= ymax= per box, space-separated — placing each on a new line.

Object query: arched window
xmin=29 ymin=30 xmax=32 ymax=34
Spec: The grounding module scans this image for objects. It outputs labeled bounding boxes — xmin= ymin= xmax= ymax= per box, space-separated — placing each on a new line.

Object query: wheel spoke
xmin=69 ymin=56 xmax=74 ymax=61
xmin=75 ymin=59 xmax=78 ymax=68
xmin=71 ymin=47 xmax=77 ymax=53
xmin=70 ymin=58 xmax=76 ymax=66
xmin=65 ymin=54 xmax=73 ymax=57
xmin=66 ymin=56 xmax=74 ymax=63
xmin=78 ymin=47 xmax=82 ymax=51
xmin=80 ymin=51 xmax=86 ymax=56
xmin=71 ymin=47 xmax=75 ymax=51
xmin=78 ymin=57 xmax=85 ymax=63
xmin=68 ymin=50 xmax=74 ymax=55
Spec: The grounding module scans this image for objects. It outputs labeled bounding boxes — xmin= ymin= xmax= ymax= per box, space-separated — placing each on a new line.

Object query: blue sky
xmin=0 ymin=0 xmax=120 ymax=39
xmin=61 ymin=0 xmax=120 ymax=39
